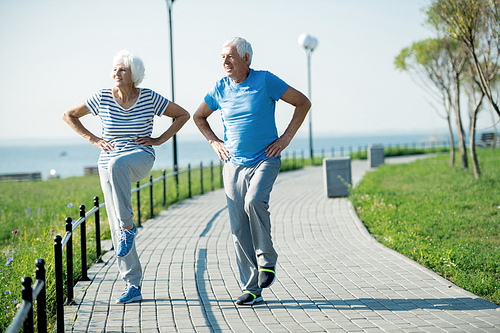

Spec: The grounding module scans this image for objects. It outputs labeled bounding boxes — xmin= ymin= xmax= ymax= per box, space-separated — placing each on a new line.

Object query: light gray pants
xmin=223 ymin=157 xmax=281 ymax=294
xmin=99 ymin=150 xmax=154 ymax=287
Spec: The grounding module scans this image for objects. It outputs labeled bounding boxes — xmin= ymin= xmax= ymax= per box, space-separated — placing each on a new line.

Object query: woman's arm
xmin=135 ymin=101 xmax=190 ymax=147
xmin=62 ymin=102 xmax=114 ymax=152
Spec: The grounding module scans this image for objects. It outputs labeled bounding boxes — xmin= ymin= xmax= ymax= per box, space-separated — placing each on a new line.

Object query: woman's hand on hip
xmin=136 ymin=136 xmax=159 ymax=147
xmin=91 ymin=137 xmax=114 ymax=153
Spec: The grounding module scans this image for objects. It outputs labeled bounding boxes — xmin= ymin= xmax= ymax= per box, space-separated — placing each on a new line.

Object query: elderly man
xmin=194 ymin=37 xmax=311 ymax=305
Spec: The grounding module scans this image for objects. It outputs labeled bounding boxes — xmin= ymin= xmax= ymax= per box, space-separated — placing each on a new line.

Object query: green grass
xmin=350 ymin=148 xmax=500 ymax=305
xmin=0 ymin=175 xmax=104 ymax=245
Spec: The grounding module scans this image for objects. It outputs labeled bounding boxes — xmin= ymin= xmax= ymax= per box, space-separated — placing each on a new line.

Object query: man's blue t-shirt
xmin=204 ymin=69 xmax=289 ymax=166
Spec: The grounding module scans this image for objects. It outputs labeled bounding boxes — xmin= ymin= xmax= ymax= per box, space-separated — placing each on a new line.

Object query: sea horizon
xmin=0 ymin=131 xmax=451 ymax=180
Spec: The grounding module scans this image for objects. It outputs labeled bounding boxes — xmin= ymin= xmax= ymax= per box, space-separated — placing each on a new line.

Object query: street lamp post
xmin=298 ymin=33 xmax=318 ymax=164
xmin=166 ymin=0 xmax=179 ymax=194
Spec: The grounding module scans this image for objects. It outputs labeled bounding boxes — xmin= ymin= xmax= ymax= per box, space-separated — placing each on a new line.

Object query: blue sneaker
xmin=116 ymin=285 xmax=142 ymax=304
xmin=116 ymin=225 xmax=137 ymax=258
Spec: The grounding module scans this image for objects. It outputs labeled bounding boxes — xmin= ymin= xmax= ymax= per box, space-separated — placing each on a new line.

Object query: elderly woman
xmin=62 ymin=50 xmax=190 ymax=304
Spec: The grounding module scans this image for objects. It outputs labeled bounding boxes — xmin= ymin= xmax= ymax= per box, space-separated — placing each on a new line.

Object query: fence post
xmin=65 ymin=217 xmax=75 ymax=305
xmin=80 ymin=205 xmax=90 ymax=281
xmin=219 ymin=160 xmax=223 ymax=188
xmin=21 ymin=276 xmax=33 ymax=333
xmin=188 ymin=164 xmax=192 ymax=199
xmin=35 ymin=258 xmax=47 ymax=333
xmin=136 ymin=181 xmax=141 ymax=227
xmin=200 ymin=162 xmax=204 ymax=194
xmin=162 ymin=170 xmax=167 ymax=207
xmin=54 ymin=235 xmax=64 ymax=332
xmin=94 ymin=196 xmax=103 ymax=263
xmin=211 ymin=161 xmax=214 ymax=191
xmin=175 ymin=165 xmax=179 ymax=202
xmin=150 ymin=175 xmax=154 ymax=219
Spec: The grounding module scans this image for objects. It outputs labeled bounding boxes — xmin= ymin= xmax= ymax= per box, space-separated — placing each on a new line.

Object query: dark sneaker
xmin=236 ymin=292 xmax=263 ymax=306
xmin=116 ymin=285 xmax=142 ymax=304
xmin=258 ymin=266 xmax=276 ymax=288
xmin=116 ymin=224 xmax=137 ymax=258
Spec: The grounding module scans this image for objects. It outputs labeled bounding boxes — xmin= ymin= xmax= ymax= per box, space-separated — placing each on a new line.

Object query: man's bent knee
xmin=244 ymin=196 xmax=269 ymax=216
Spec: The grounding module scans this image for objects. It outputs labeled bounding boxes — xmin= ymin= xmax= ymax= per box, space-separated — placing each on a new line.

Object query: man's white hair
xmin=223 ymin=37 xmax=253 ymax=66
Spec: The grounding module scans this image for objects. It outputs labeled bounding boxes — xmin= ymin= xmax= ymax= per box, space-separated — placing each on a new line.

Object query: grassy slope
xmin=350 ymin=148 xmax=500 ymax=304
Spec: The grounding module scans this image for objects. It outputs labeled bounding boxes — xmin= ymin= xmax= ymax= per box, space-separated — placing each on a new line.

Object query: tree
xmin=395 ymin=38 xmax=468 ymax=167
xmin=425 ymin=6 xmax=472 ymax=169
xmin=442 ymin=37 xmax=469 ymax=169
xmin=431 ymin=0 xmax=500 ymax=121
xmin=463 ymin=62 xmax=485 ymax=178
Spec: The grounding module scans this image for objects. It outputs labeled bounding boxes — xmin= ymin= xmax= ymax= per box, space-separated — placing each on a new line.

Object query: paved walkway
xmin=65 ymin=156 xmax=500 ymax=332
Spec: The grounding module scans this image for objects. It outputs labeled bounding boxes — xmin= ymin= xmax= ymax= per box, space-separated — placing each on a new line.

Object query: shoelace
xmin=116 ymin=228 xmax=134 ymax=244
xmin=120 ymin=285 xmax=139 ymax=295
xmin=121 ymin=286 xmax=129 ymax=295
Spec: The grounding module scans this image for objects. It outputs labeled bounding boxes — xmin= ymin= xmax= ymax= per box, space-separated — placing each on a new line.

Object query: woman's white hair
xmin=223 ymin=37 xmax=253 ymax=66
xmin=111 ymin=50 xmax=145 ymax=86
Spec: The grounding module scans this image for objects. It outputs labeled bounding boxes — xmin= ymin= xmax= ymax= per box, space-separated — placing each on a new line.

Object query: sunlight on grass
xmin=351 ymin=148 xmax=500 ymax=305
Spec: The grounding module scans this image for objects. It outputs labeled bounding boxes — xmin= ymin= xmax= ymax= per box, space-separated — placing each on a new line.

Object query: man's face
xmin=221 ymin=45 xmax=249 ymax=82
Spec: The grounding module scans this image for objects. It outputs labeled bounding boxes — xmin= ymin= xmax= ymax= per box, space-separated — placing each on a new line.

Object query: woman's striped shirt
xmin=85 ymin=88 xmax=169 ymax=168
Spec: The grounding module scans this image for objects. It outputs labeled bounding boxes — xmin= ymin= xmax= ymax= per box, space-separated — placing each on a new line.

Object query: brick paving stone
xmin=63 ymin=156 xmax=500 ymax=332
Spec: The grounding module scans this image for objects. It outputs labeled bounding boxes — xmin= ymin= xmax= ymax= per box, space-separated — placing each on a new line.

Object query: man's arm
xmin=193 ymin=101 xmax=231 ymax=161
xmin=265 ymin=86 xmax=311 ymax=157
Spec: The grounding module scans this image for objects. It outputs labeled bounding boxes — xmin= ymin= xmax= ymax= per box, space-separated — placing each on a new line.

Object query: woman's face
xmin=112 ymin=62 xmax=133 ymax=87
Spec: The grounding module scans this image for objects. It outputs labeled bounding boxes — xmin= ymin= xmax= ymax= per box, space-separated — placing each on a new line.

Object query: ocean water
xmin=0 ymin=133 xmax=445 ymax=180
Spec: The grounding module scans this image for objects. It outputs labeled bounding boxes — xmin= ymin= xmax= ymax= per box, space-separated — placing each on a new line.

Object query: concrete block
xmin=323 ymin=157 xmax=351 ymax=197
xmin=368 ymin=144 xmax=384 ymax=168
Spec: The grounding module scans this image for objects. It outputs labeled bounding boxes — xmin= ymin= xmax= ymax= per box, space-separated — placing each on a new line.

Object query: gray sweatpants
xmin=99 ymin=150 xmax=154 ymax=287
xmin=223 ymin=157 xmax=281 ymax=295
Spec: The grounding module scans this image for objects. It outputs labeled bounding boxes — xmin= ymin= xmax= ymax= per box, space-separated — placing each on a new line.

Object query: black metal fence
xmin=5 ymin=260 xmax=47 ymax=333
xmin=5 ymin=161 xmax=227 ymax=332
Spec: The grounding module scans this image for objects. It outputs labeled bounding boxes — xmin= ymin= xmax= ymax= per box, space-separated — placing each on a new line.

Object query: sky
xmin=1 ymin=0 xmax=497 ymax=146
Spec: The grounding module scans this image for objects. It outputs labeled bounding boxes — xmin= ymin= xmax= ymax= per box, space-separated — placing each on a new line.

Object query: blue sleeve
xmin=85 ymin=90 xmax=103 ymax=116
xmin=204 ymin=86 xmax=220 ymax=111
xmin=265 ymin=72 xmax=289 ymax=101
